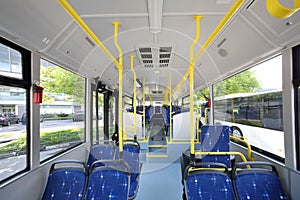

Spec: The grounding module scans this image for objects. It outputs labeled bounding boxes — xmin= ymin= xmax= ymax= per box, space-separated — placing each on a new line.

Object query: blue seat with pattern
xmin=184 ymin=162 xmax=236 ymax=200
xmin=87 ymin=144 xmax=115 ymax=168
xmin=200 ymin=125 xmax=231 ymax=167
xmin=233 ymin=162 xmax=287 ymax=200
xmin=115 ymin=141 xmax=141 ymax=199
xmin=42 ymin=161 xmax=88 ymax=200
xmin=85 ymin=160 xmax=130 ymax=200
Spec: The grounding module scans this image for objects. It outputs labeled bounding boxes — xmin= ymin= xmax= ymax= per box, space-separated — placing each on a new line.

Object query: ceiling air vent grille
xmin=152 ymin=90 xmax=163 ymax=94
xmin=136 ymin=45 xmax=174 ymax=68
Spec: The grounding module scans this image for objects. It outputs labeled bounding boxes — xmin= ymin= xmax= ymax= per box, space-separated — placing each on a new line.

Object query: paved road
xmin=0 ymin=119 xmax=103 ymax=143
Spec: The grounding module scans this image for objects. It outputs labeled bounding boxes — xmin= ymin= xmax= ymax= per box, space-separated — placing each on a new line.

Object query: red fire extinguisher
xmin=33 ymin=84 xmax=44 ymax=104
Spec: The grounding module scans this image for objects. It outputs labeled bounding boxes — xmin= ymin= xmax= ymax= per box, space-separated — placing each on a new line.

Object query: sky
xmin=251 ymin=55 xmax=282 ymax=90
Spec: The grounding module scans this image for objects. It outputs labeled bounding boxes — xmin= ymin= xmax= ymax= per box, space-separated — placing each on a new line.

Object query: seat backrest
xmin=200 ymin=125 xmax=231 ymax=167
xmin=85 ymin=160 xmax=130 ymax=200
xmin=115 ymin=142 xmax=140 ymax=198
xmin=42 ymin=161 xmax=88 ymax=200
xmin=184 ymin=162 xmax=236 ymax=200
xmin=87 ymin=144 xmax=115 ymax=168
xmin=233 ymin=162 xmax=287 ymax=200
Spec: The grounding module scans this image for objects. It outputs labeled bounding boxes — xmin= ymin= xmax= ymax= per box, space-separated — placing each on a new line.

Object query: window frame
xmin=292 ymin=44 xmax=300 ymax=171
xmin=0 ymin=37 xmax=31 ymax=184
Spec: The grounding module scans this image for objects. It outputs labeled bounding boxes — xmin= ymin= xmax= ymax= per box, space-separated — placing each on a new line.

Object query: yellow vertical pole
xmin=112 ymin=22 xmax=123 ymax=154
xmin=130 ymin=55 xmax=137 ymax=140
xmin=190 ymin=16 xmax=203 ymax=156
xmin=169 ymin=76 xmax=173 ymax=142
xmin=143 ymin=77 xmax=146 ymax=141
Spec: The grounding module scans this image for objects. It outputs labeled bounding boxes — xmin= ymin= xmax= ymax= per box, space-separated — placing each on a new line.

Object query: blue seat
xmin=184 ymin=162 xmax=236 ymax=200
xmin=85 ymin=160 xmax=130 ymax=200
xmin=200 ymin=125 xmax=231 ymax=167
xmin=233 ymin=162 xmax=287 ymax=200
xmin=115 ymin=141 xmax=141 ymax=199
xmin=87 ymin=144 xmax=115 ymax=168
xmin=42 ymin=161 xmax=88 ymax=200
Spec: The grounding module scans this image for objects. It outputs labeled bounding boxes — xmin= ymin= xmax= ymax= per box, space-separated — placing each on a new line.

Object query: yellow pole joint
xmin=190 ymin=16 xmax=204 ymax=63
xmin=112 ymin=22 xmax=123 ymax=69
xmin=266 ymin=0 xmax=300 ymax=18
xmin=130 ymin=55 xmax=137 ymax=140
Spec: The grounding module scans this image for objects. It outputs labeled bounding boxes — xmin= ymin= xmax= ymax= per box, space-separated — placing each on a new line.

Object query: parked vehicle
xmin=6 ymin=113 xmax=20 ymax=124
xmin=0 ymin=113 xmax=20 ymax=126
xmin=21 ymin=113 xmax=44 ymax=125
xmin=73 ymin=111 xmax=85 ymax=122
xmin=0 ymin=113 xmax=10 ymax=126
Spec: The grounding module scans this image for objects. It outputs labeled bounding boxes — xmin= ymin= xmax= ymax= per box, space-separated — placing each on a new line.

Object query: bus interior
xmin=0 ymin=0 xmax=300 ymax=199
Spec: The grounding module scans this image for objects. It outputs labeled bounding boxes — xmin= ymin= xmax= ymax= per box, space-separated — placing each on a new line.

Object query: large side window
xmin=0 ymin=37 xmax=30 ymax=183
xmin=213 ymin=55 xmax=284 ymax=161
xmin=40 ymin=59 xmax=85 ymax=162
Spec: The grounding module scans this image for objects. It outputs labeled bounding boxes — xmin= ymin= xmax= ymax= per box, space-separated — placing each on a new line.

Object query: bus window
xmin=0 ymin=38 xmax=30 ymax=183
xmin=213 ymin=55 xmax=284 ymax=160
xmin=40 ymin=59 xmax=86 ymax=162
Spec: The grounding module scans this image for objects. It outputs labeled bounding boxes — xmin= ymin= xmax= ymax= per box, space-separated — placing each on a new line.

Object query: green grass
xmin=0 ymin=133 xmax=14 ymax=139
xmin=0 ymin=128 xmax=84 ymax=155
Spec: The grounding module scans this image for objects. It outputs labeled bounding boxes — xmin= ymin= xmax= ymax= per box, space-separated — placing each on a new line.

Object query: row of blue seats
xmin=126 ymin=106 xmax=154 ymax=122
xmin=161 ymin=105 xmax=190 ymax=126
xmin=182 ymin=125 xmax=287 ymax=199
xmin=184 ymin=161 xmax=287 ymax=200
xmin=42 ymin=141 xmax=141 ymax=200
xmin=42 ymin=160 xmax=130 ymax=200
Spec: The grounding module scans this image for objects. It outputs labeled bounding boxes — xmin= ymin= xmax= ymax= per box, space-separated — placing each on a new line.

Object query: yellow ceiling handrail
xmin=266 ymin=0 xmax=300 ymax=18
xmin=130 ymin=55 xmax=137 ymax=140
xmin=57 ymin=0 xmax=120 ymax=68
xmin=193 ymin=0 xmax=244 ymax=63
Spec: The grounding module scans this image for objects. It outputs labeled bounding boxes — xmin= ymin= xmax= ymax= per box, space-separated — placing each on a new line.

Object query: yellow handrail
xmin=266 ymin=0 xmax=300 ymax=18
xmin=57 ymin=0 xmax=120 ymax=68
xmin=130 ymin=55 xmax=137 ymax=140
xmin=112 ymin=22 xmax=124 ymax=154
xmin=194 ymin=151 xmax=248 ymax=162
xmin=190 ymin=16 xmax=203 ymax=155
xmin=193 ymin=0 xmax=244 ymax=62
xmin=230 ymin=135 xmax=255 ymax=161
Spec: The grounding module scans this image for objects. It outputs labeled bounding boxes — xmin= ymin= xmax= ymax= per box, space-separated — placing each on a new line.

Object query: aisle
xmin=135 ymin=160 xmax=183 ymax=200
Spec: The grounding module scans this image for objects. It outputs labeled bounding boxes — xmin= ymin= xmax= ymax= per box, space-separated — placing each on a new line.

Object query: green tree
xmin=40 ymin=65 xmax=85 ymax=104
xmin=196 ymin=70 xmax=260 ymax=100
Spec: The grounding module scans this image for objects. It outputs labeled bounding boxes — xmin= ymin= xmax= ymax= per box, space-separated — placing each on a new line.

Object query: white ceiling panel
xmin=243 ymin=0 xmax=300 ymax=47
xmin=0 ymin=0 xmax=71 ymax=51
xmin=163 ymin=0 xmax=233 ymax=13
xmin=207 ymin=16 xmax=276 ymax=78
xmin=69 ymin=0 xmax=148 ymax=15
